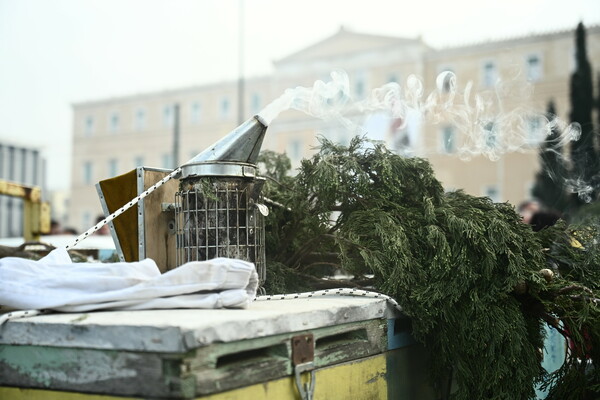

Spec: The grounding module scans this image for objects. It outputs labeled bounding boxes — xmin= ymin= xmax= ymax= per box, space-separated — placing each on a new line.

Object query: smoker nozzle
xmin=188 ymin=115 xmax=267 ymax=165
xmin=178 ymin=115 xmax=268 ymax=179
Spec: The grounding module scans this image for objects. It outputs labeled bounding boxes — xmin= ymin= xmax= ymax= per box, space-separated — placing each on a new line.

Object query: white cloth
xmin=0 ymin=248 xmax=258 ymax=311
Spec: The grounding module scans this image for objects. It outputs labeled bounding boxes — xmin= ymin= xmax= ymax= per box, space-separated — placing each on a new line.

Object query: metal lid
xmin=180 ymin=162 xmax=257 ymax=179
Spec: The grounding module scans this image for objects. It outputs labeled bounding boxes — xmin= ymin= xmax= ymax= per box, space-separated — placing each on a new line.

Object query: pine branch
xmin=262 ymin=174 xmax=294 ymax=193
xmin=296 ymin=252 xmax=341 ymax=269
xmin=567 ymin=294 xmax=600 ymax=304
xmin=557 ymin=284 xmax=595 ymax=296
xmin=259 ymin=136 xmax=600 ymax=399
xmin=300 ymin=261 xmax=342 ymax=271
xmin=283 ymin=234 xmax=337 ymax=268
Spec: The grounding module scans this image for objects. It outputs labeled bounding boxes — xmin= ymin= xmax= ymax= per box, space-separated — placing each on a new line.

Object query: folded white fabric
xmin=0 ymin=247 xmax=258 ymax=311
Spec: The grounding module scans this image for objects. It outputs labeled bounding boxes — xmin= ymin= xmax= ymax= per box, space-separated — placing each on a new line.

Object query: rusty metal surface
xmin=0 ymin=179 xmax=41 ymax=202
xmin=0 ymin=179 xmax=49 ymax=240
xmin=292 ymin=334 xmax=315 ymax=366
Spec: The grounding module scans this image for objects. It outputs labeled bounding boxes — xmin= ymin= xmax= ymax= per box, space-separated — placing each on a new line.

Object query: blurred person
xmin=517 ymin=200 xmax=540 ymax=224
xmin=530 ymin=210 xmax=562 ymax=232
xmin=50 ymin=219 xmax=62 ymax=234
xmin=95 ymin=215 xmax=110 ymax=235
xmin=63 ymin=227 xmax=78 ymax=235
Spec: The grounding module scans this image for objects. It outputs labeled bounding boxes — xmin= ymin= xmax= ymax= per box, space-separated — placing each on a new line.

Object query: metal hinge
xmin=292 ymin=334 xmax=315 ymax=400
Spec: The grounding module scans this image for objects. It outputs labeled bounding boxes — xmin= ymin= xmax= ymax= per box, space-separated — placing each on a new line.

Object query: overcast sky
xmin=0 ymin=0 xmax=598 ymax=191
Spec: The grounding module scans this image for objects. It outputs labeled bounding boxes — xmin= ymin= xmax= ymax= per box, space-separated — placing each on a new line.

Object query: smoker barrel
xmin=175 ymin=177 xmax=266 ymax=283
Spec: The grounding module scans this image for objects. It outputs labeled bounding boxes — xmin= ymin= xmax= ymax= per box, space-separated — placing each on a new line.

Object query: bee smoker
xmin=174 ymin=116 xmax=268 ymax=283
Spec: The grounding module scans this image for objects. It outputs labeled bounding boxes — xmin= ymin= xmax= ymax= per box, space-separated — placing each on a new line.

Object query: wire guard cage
xmin=175 ymin=177 xmax=266 ymax=283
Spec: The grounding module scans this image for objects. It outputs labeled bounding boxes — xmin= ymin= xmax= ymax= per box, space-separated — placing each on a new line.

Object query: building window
xmin=526 ymin=54 xmax=542 ymax=82
xmin=32 ymin=150 xmax=39 ymax=184
xmin=190 ymin=102 xmax=201 ymax=124
xmin=163 ymin=105 xmax=174 ymax=127
xmin=109 ymin=112 xmax=120 ymax=133
xmin=220 ymin=97 xmax=230 ymax=119
xmin=484 ymin=185 xmax=500 ymax=202
xmin=108 ymin=158 xmax=118 ymax=177
xmin=526 ymin=116 xmax=542 ymax=145
xmin=83 ymin=161 xmax=93 ymax=185
xmin=135 ymin=108 xmax=146 ymax=131
xmin=356 ymin=80 xmax=365 ymax=98
xmin=482 ymin=61 xmax=497 ymax=87
xmin=440 ymin=125 xmax=456 ymax=154
xmin=7 ymin=146 xmax=15 ymax=179
xmin=484 ymin=122 xmax=497 ymax=149
xmin=134 ymin=156 xmax=144 ymax=168
xmin=354 ymin=71 xmax=367 ymax=99
xmin=162 ymin=153 xmax=173 ymax=169
xmin=250 ymin=93 xmax=261 ymax=114
xmin=288 ymin=139 xmax=303 ymax=162
xmin=84 ymin=116 xmax=94 ymax=136
xmin=20 ymin=148 xmax=27 ymax=183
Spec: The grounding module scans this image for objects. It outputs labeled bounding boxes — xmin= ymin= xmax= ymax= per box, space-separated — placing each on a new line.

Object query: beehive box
xmin=0 ymin=297 xmax=436 ymax=399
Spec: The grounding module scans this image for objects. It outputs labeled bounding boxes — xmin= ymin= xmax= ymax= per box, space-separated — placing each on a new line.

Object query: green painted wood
xmin=0 ymin=345 xmax=192 ymax=398
xmin=188 ymin=319 xmax=387 ymax=395
xmin=314 ymin=319 xmax=387 ymax=367
xmin=0 ymin=317 xmax=389 ymax=398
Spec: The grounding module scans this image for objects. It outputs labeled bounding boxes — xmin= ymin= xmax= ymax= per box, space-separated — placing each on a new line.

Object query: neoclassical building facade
xmin=70 ymin=25 xmax=600 ymax=232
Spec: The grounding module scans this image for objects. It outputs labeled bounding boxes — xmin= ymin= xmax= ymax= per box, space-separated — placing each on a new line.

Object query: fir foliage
xmin=259 ymin=137 xmax=600 ymax=399
xmin=532 ymin=100 xmax=570 ymax=214
xmin=569 ymin=22 xmax=599 ymax=210
xmin=534 ymin=23 xmax=600 ymax=218
xmin=535 ymin=219 xmax=600 ymax=399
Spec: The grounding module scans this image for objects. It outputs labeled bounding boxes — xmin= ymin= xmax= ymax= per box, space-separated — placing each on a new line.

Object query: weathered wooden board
xmin=200 ymin=352 xmax=389 ymax=400
xmin=0 ymin=349 xmax=403 ymax=400
xmin=188 ymin=319 xmax=387 ymax=395
xmin=0 ymin=338 xmax=439 ymax=400
xmin=97 ymin=170 xmax=138 ymax=261
xmin=0 ymin=297 xmax=396 ymax=352
xmin=0 ymin=345 xmax=188 ymax=398
xmin=97 ymin=167 xmax=178 ymax=272
xmin=139 ymin=168 xmax=178 ymax=272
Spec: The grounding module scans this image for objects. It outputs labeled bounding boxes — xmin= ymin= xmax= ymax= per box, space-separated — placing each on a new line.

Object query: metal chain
xmin=65 ymin=167 xmax=182 ymax=250
xmin=255 ymin=288 xmax=402 ymax=312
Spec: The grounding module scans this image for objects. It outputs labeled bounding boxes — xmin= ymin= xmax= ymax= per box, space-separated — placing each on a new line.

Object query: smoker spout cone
xmin=188 ymin=115 xmax=267 ymax=166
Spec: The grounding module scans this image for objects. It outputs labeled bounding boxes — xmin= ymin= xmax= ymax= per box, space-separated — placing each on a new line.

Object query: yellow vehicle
xmin=0 ymin=179 xmax=50 ymax=241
